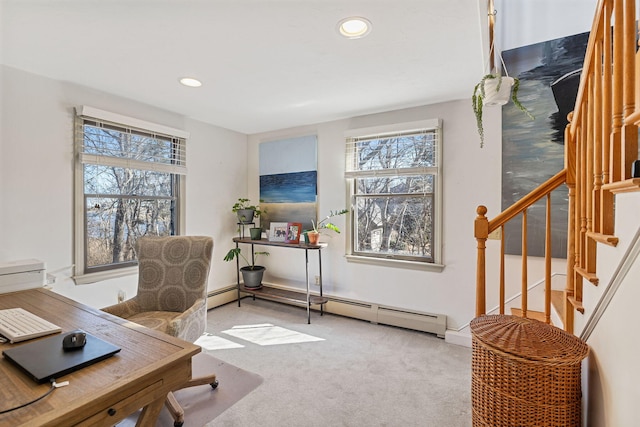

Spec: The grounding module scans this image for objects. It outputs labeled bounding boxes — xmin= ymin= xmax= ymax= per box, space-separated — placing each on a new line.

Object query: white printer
xmin=0 ymin=259 xmax=46 ymax=294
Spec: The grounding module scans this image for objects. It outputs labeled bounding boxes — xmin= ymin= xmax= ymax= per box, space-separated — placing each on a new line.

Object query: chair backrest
xmin=135 ymin=236 xmax=213 ymax=312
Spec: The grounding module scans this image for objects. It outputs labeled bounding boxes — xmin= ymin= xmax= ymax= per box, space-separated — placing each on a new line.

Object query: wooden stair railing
xmin=475 ymin=170 xmax=567 ymax=325
xmin=476 ymin=0 xmax=640 ymax=335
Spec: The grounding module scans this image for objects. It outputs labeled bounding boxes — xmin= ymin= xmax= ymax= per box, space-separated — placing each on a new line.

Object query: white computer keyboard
xmin=0 ymin=308 xmax=62 ymax=343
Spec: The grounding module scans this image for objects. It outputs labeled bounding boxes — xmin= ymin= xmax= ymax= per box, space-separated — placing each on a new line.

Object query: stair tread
xmin=550 ymin=290 xmax=565 ymax=320
xmin=575 ymin=266 xmax=599 ymax=285
xmin=586 ymin=231 xmax=619 ymax=247
xmin=567 ymin=296 xmax=585 ymax=314
xmin=510 ymin=308 xmax=551 ymax=324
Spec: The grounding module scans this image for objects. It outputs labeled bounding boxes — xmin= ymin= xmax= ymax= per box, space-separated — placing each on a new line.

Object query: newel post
xmin=475 ymin=205 xmax=489 ymax=316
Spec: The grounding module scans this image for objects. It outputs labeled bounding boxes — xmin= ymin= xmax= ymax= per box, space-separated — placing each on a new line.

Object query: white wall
xmin=0 ymin=65 xmax=247 ymax=307
xmin=495 ymin=0 xmax=599 ymax=51
xmin=247 ymin=100 xmax=503 ymax=330
xmin=583 ymin=192 xmax=640 ymax=426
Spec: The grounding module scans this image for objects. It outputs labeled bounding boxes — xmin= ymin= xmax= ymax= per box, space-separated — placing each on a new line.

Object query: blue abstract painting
xmin=259 ymin=135 xmax=317 ymax=231
xmin=501 ymin=32 xmax=589 ymax=258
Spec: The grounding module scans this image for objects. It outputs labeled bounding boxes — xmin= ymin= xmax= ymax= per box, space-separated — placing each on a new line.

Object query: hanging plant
xmin=473 ymin=3 xmax=534 ymax=148
xmin=472 ymin=73 xmax=534 ymax=148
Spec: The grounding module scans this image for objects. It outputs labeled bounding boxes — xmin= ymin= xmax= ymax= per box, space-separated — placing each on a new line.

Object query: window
xmin=345 ymin=119 xmax=442 ymax=266
xmin=74 ymin=106 xmax=188 ymax=283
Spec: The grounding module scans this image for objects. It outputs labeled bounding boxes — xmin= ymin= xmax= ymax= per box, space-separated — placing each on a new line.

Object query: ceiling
xmin=1 ymin=0 xmax=487 ymax=135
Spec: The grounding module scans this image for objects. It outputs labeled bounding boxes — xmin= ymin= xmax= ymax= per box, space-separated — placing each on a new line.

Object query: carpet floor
xmin=202 ymin=298 xmax=473 ymax=427
xmin=119 ymin=297 xmax=472 ymax=426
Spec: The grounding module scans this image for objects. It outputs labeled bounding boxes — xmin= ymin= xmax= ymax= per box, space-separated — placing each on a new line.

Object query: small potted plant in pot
xmin=305 ymin=208 xmax=349 ymax=245
xmin=232 ymin=198 xmax=265 ymax=224
xmin=223 ymin=248 xmax=270 ymax=289
xmin=472 ymin=72 xmax=533 ymax=148
xmin=249 ymin=226 xmax=262 ymax=240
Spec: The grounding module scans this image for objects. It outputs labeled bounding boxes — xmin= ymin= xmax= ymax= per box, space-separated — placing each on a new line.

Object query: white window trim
xmin=76 ymin=106 xmax=190 ymax=139
xmin=344 ymin=118 xmax=443 ymax=268
xmin=73 ymin=106 xmax=188 ymax=285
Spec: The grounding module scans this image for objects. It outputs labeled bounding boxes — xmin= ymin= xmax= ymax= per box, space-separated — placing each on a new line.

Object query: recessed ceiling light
xmin=337 ymin=17 xmax=372 ymax=39
xmin=179 ymin=77 xmax=202 ymax=87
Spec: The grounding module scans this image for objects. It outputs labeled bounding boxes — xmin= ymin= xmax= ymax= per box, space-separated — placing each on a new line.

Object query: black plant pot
xmin=240 ymin=266 xmax=265 ymax=289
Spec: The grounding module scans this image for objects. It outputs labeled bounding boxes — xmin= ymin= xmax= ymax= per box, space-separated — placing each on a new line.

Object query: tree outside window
xmin=75 ymin=113 xmax=185 ymax=277
xmin=346 ymin=121 xmax=441 ymax=264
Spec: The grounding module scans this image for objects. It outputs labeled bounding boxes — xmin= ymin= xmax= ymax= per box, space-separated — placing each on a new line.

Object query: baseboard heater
xmin=206 ymin=285 xmax=447 ymax=338
xmin=326 ymin=297 xmax=447 ymax=338
xmin=205 ymin=285 xmax=238 ymax=309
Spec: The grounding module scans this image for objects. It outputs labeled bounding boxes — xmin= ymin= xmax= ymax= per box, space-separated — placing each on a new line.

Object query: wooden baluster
xmin=611 ymin=0 xmax=624 ymax=182
xmin=593 ymin=36 xmax=603 ymax=234
xmin=500 ymin=225 xmax=505 ymax=315
xmin=578 ymin=106 xmax=587 ymax=305
xmin=545 ymin=194 xmax=552 ymax=324
xmin=580 ymin=103 xmax=588 ymax=274
xmin=601 ymin=0 xmax=615 ymax=235
xmin=521 ymin=209 xmax=528 ymax=318
xmin=636 ymin=6 xmax=640 ymax=111
xmin=574 ymin=111 xmax=586 ymax=315
xmin=586 ymin=77 xmax=595 ymax=238
xmin=586 ymin=78 xmax=598 ymax=275
xmin=475 ymin=206 xmax=489 ymax=317
xmin=565 ymin=115 xmax=576 ymax=333
xmin=622 ymin=0 xmax=638 ymax=179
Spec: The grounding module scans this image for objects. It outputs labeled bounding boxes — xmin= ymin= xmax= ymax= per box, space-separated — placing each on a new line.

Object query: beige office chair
xmin=102 ymin=235 xmax=216 ymax=427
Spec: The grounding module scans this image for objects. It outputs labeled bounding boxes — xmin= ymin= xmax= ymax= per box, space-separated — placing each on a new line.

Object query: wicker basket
xmin=470 ymin=315 xmax=589 ymax=427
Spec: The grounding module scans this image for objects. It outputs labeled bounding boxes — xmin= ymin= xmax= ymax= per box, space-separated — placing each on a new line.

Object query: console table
xmin=232 ymin=237 xmax=328 ymax=323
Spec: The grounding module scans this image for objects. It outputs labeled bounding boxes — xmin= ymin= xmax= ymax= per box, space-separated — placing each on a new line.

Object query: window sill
xmin=345 ymin=255 xmax=445 ymax=272
xmin=73 ymin=266 xmax=138 ymax=285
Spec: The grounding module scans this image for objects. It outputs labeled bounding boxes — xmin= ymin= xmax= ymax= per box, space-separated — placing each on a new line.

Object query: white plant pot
xmin=483 ymin=76 xmax=514 ymax=106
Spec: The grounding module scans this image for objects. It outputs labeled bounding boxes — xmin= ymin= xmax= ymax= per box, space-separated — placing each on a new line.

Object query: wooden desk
xmin=0 ymin=288 xmax=200 ymax=426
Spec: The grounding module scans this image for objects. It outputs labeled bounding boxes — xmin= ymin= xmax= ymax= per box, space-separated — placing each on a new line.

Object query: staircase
xmin=474 ymin=0 xmax=640 ymax=335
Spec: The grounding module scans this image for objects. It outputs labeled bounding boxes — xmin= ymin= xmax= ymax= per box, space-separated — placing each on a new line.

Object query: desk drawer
xmin=76 ymin=379 xmax=164 ymax=426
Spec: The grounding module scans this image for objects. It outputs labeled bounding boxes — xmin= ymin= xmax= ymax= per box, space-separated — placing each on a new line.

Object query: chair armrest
xmin=168 ymin=298 xmax=207 ymax=342
xmin=101 ymin=298 xmax=142 ymax=319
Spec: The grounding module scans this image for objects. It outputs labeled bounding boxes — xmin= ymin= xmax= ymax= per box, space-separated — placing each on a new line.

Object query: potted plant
xmin=249 ymin=226 xmax=262 ymax=240
xmin=223 ymin=247 xmax=270 ymax=289
xmin=472 ymin=73 xmax=534 ymax=148
xmin=305 ymin=208 xmax=349 ymax=245
xmin=232 ymin=198 xmax=265 ymax=224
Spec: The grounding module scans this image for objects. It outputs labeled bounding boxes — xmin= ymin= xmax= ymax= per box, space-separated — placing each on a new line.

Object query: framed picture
xmin=285 ymin=222 xmax=302 ymax=244
xmin=268 ymin=222 xmax=288 ymax=242
xmin=259 ymin=135 xmax=318 ymax=232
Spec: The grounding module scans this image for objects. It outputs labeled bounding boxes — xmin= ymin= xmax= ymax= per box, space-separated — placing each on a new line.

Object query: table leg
xmin=135 ymin=396 xmax=165 ymax=427
xmin=318 ymin=250 xmax=323 ymax=316
xmin=236 ymin=241 xmax=241 ymax=307
xmin=305 ymin=248 xmax=310 ymax=324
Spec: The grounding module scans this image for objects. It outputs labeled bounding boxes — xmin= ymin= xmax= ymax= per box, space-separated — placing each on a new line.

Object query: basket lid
xmin=470 ymin=315 xmax=589 ymax=364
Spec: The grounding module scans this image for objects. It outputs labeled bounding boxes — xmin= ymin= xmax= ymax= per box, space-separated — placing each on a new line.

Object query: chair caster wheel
xmin=210 ymin=379 xmax=219 ymax=389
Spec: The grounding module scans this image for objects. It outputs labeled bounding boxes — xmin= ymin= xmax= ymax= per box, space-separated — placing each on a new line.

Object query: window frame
xmin=344 ymin=119 xmax=444 ymax=271
xmin=73 ymin=106 xmax=188 ymax=284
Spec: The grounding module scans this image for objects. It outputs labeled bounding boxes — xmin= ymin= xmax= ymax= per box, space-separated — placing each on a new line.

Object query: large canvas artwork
xmin=502 ymin=32 xmax=589 ymax=258
xmin=259 ymin=135 xmax=317 ymax=232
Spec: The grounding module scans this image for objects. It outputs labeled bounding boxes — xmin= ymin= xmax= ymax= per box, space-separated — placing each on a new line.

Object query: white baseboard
xmin=209 ymin=283 xmax=448 ymax=338
xmin=445 ymin=329 xmax=472 ymax=348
